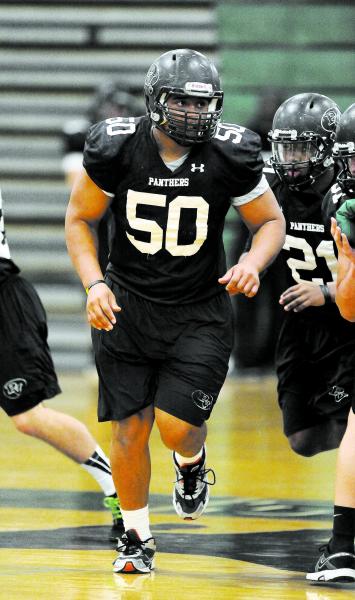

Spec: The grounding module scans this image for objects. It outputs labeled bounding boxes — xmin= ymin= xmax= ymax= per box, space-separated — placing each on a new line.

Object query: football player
xmin=263 ymin=92 xmax=355 ymax=457
xmin=307 ymin=104 xmax=355 ymax=583
xmin=322 ymin=103 xmax=355 ymax=318
xmin=0 ymin=192 xmax=123 ymax=537
xmin=65 ymin=48 xmax=285 ymax=574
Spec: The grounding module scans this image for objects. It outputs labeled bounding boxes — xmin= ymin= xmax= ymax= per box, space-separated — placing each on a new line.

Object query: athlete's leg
xmin=110 ymin=405 xmax=157 ymax=573
xmin=11 ymin=401 xmax=122 ymax=534
xmin=12 ymin=402 xmax=98 ymax=463
xmin=155 ymin=408 xmax=214 ymax=520
xmin=110 ymin=404 xmax=155 ymax=510
xmin=306 ymin=409 xmax=355 ymax=582
xmin=335 ymin=410 xmax=355 ymax=507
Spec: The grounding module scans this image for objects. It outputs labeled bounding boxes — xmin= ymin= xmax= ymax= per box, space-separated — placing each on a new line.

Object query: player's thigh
xmin=92 ymin=325 xmax=158 ymax=422
xmin=155 ymin=293 xmax=234 ymax=427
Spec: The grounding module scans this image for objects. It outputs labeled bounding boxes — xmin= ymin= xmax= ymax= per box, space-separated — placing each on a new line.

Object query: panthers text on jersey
xmin=83 ymin=115 xmax=265 ymax=304
xmin=0 ymin=190 xmax=20 ymax=285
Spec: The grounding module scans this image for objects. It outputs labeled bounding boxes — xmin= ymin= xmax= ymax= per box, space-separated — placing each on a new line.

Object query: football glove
xmin=336 ymin=198 xmax=355 ymax=246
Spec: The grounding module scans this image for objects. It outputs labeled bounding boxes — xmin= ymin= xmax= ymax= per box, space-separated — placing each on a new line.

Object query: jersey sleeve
xmin=321 ymin=184 xmax=347 ymax=226
xmin=213 ymin=125 xmax=266 ymax=204
xmin=83 ymin=119 xmax=129 ymax=195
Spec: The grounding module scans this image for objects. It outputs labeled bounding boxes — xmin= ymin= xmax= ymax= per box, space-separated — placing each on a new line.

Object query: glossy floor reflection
xmin=0 ymin=373 xmax=352 ymax=599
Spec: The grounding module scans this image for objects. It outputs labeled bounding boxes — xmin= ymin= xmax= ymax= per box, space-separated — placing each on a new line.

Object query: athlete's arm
xmin=65 ymin=167 xmax=121 ymax=331
xmin=219 ymin=187 xmax=285 ymax=297
xmin=331 ymin=217 xmax=355 ymax=322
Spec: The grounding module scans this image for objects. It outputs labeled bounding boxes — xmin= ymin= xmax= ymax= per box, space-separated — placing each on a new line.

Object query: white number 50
xmin=126 ymin=190 xmax=209 ymax=257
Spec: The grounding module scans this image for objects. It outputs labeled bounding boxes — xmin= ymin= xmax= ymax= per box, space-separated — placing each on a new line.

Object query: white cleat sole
xmin=306 ymin=568 xmax=355 ymax=583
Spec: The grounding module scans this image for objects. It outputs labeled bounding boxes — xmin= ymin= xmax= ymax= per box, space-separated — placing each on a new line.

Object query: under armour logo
xmin=191 ymin=163 xmax=205 ymax=173
xmin=329 ymin=385 xmax=349 ymax=403
xmin=3 ymin=378 xmax=27 ymax=400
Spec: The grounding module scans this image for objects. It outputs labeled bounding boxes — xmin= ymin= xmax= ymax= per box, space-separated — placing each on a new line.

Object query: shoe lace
xmin=179 ymin=467 xmax=216 ymax=498
xmin=117 ymin=533 xmax=143 ymax=555
xmin=103 ymin=495 xmax=122 ymax=521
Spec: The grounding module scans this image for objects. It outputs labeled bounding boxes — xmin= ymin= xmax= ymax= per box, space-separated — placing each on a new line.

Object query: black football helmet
xmin=87 ymin=80 xmax=139 ymax=123
xmin=268 ymin=93 xmax=341 ymax=189
xmin=62 ymin=80 xmax=140 ymax=155
xmin=144 ymin=48 xmax=223 ymax=145
xmin=333 ymin=103 xmax=355 ymax=196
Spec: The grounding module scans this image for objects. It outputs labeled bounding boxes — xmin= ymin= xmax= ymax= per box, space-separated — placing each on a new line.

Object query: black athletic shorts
xmin=0 ymin=275 xmax=61 ymax=416
xmin=276 ymin=308 xmax=355 ymax=436
xmin=92 ymin=279 xmax=234 ymax=427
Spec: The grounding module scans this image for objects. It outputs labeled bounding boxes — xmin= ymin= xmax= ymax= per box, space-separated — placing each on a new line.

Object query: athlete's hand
xmin=86 ymin=282 xmax=121 ymax=331
xmin=279 ymin=283 xmax=325 ymax=312
xmin=218 ymin=262 xmax=260 ymax=297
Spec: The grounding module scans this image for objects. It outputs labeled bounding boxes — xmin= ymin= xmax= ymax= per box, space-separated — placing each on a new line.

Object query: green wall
xmin=218 ymin=2 xmax=355 ymax=125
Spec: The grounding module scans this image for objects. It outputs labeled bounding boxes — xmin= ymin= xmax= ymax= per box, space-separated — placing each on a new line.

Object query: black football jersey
xmin=322 ymin=181 xmax=350 ymax=224
xmin=264 ymin=163 xmax=340 ymax=317
xmin=0 ymin=192 xmax=20 ymax=285
xmin=83 ymin=116 xmax=264 ymax=304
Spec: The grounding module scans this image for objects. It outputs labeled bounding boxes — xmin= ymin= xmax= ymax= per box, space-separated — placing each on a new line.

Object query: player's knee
xmin=288 ymin=432 xmax=315 ymax=457
xmin=12 ymin=411 xmax=38 ymax=436
xmin=157 ymin=415 xmax=202 ymax=451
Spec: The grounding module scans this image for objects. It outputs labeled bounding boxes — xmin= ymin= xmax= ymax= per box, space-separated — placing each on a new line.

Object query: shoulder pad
xmin=321 ymin=183 xmax=348 ymax=225
xmin=85 ymin=117 xmax=139 ymax=160
xmin=83 ymin=117 xmax=143 ymax=193
xmin=212 ymin=123 xmax=264 ymax=197
xmin=214 ymin=122 xmax=261 ymax=153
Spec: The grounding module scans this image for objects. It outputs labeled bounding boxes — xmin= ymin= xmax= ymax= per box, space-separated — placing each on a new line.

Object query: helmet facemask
xmin=150 ymin=87 xmax=223 ymax=146
xmin=269 ymin=129 xmax=334 ymax=190
xmin=333 ymin=142 xmax=355 ymax=196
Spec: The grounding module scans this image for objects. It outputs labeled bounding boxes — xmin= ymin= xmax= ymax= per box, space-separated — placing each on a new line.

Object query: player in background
xmin=307 ymin=104 xmax=355 ymax=583
xmin=264 ymin=93 xmax=355 ymax=460
xmin=0 ymin=191 xmax=123 ymax=539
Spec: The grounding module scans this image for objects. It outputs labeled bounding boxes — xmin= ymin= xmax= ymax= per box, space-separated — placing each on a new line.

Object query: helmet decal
xmin=145 ymin=63 xmax=160 ymax=93
xmin=321 ymin=107 xmax=341 ymax=132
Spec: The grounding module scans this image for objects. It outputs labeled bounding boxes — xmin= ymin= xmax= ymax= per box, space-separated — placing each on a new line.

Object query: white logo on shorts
xmin=192 ymin=389 xmax=215 ymax=411
xmin=329 ymin=385 xmax=349 ymax=403
xmin=3 ymin=378 xmax=27 ymax=399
